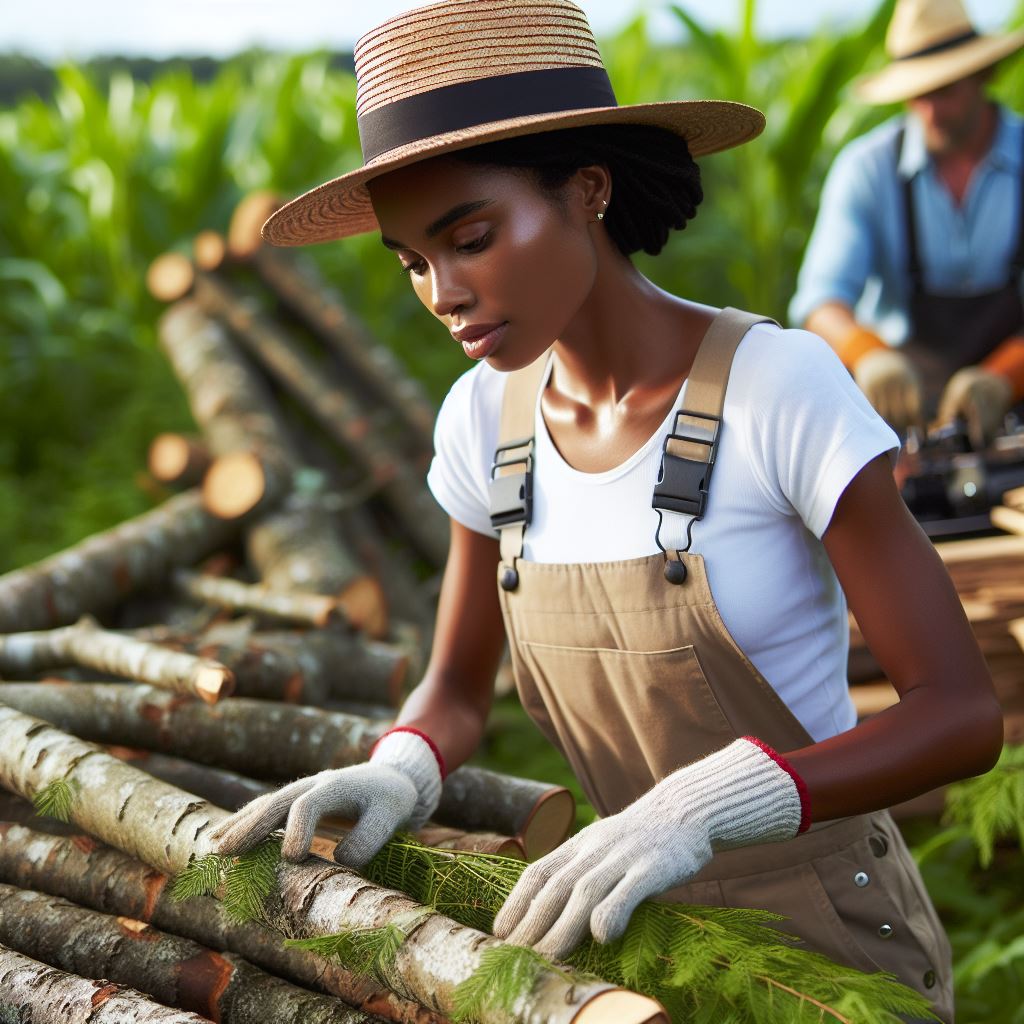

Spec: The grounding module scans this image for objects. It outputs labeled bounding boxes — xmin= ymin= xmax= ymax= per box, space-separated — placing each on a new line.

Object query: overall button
xmin=869 ymin=835 xmax=888 ymax=857
xmin=500 ymin=566 xmax=520 ymax=591
xmin=854 ymin=871 xmax=870 ymax=887
xmin=878 ymin=924 xmax=894 ymax=938
xmin=923 ymin=969 xmax=937 ymax=989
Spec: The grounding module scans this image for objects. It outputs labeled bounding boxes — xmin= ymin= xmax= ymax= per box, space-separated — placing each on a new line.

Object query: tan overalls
xmin=489 ymin=308 xmax=954 ymax=1021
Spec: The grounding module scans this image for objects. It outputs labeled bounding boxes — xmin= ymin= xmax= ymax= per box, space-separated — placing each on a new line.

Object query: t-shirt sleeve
xmin=745 ymin=327 xmax=899 ymax=538
xmin=426 ymin=364 xmax=503 ymax=538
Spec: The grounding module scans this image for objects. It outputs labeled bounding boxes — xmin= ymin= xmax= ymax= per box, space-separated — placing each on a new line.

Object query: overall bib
xmin=490 ymin=309 xmax=954 ymax=1021
xmin=896 ymin=127 xmax=1024 ymax=416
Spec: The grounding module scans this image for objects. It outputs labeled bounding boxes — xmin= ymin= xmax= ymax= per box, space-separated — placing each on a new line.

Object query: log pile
xmin=0 ymin=195 xmax=615 ymax=1022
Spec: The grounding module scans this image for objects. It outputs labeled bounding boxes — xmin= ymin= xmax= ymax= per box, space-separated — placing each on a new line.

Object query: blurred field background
xmin=3 ymin=1 xmax=1024 ymax=1016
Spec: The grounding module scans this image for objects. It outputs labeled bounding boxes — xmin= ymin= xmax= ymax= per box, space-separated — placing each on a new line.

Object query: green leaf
xmin=170 ymin=852 xmax=227 ymax=902
xmin=32 ymin=777 xmax=76 ymax=822
xmin=451 ymin=945 xmax=554 ymax=1023
xmin=222 ymin=836 xmax=282 ymax=923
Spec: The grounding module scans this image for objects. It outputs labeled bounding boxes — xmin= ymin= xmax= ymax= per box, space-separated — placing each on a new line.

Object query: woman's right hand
xmin=208 ymin=730 xmax=445 ymax=867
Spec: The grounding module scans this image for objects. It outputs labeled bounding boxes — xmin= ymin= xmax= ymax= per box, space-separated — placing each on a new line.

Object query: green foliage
xmin=169 ymin=851 xmax=228 ymax=902
xmin=221 ymin=836 xmax=282 ymax=923
xmin=287 ymin=922 xmax=410 ymax=978
xmin=450 ymin=945 xmax=561 ymax=1023
xmin=942 ymin=743 xmax=1024 ymax=867
xmin=31 ymin=777 xmax=76 ymax=822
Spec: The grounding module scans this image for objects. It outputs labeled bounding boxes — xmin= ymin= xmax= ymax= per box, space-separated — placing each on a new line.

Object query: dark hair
xmin=450 ymin=123 xmax=703 ymax=257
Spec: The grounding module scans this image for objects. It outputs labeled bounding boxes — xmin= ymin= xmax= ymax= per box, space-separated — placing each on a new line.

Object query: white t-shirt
xmin=427 ymin=324 xmax=899 ymax=742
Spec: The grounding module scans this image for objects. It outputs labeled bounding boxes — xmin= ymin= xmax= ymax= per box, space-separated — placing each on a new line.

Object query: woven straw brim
xmin=262 ymin=99 xmax=765 ymax=247
xmin=856 ymin=30 xmax=1024 ymax=105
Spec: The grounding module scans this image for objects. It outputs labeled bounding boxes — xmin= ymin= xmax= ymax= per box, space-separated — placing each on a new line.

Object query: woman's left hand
xmin=491 ymin=736 xmax=807 ymax=960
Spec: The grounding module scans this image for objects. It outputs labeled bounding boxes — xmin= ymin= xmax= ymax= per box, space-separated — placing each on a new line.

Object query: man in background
xmin=790 ymin=0 xmax=1024 ymax=448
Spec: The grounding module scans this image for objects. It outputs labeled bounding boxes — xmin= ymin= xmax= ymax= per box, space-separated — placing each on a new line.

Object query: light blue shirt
xmin=789 ymin=107 xmax=1024 ymax=345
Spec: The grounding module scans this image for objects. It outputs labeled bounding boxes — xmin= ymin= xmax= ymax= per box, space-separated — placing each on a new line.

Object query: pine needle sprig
xmin=943 ymin=743 xmax=1024 ymax=866
xmin=32 ymin=777 xmax=77 ymax=822
xmin=170 ymin=852 xmax=229 ymax=902
xmin=222 ymin=836 xmax=283 ymax=923
xmin=450 ymin=945 xmax=557 ymax=1024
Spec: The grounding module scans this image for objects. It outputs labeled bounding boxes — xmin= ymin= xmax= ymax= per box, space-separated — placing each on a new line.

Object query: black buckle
xmin=489 ymin=437 xmax=534 ymax=529
xmin=651 ymin=411 xmax=721 ymax=519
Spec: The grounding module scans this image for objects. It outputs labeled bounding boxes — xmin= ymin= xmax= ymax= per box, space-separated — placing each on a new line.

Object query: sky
xmin=0 ymin=0 xmax=1016 ymax=61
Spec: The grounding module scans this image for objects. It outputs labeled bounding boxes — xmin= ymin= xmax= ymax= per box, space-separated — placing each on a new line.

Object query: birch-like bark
xmin=0 ymin=489 xmax=237 ymax=634
xmin=0 ymin=885 xmax=375 ymax=1024
xmin=0 ymin=618 xmax=234 ymax=704
xmin=0 ymin=942 xmax=211 ymax=1023
xmin=173 ymin=568 xmax=345 ymax=629
xmin=0 ymin=825 xmax=443 ymax=1024
xmin=0 ymin=710 xmax=666 ymax=1024
xmin=191 ymin=272 xmax=449 ymax=569
xmin=0 ymin=683 xmax=574 ymax=854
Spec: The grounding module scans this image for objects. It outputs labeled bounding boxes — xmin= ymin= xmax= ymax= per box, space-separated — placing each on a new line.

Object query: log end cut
xmin=228 ymin=190 xmax=284 ymax=260
xmin=338 ymin=576 xmax=390 ymax=640
xmin=203 ymin=452 xmax=271 ymax=521
xmin=573 ymin=990 xmax=669 ymax=1024
xmin=521 ymin=787 xmax=576 ymax=861
xmin=146 ymin=252 xmax=195 ymax=303
xmin=148 ymin=434 xmax=211 ymax=488
xmin=193 ymin=230 xmax=228 ymax=272
xmin=195 ymin=665 xmax=235 ymax=704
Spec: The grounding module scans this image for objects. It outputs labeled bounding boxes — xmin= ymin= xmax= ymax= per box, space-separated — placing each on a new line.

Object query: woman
xmin=210 ymin=2 xmax=1003 ymax=1018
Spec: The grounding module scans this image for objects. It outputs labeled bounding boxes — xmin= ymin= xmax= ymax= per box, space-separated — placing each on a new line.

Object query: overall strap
xmin=1013 ymin=120 xmax=1024 ymax=276
xmin=895 ymin=126 xmax=925 ymax=293
xmin=491 ymin=348 xmax=550 ymax=570
xmin=653 ymin=307 xmax=776 ymax=577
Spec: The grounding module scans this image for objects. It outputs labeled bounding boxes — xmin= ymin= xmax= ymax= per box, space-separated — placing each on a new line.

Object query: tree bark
xmin=0 ymin=683 xmax=574 ymax=854
xmin=246 ymin=490 xmax=388 ymax=637
xmin=0 ymin=618 xmax=235 ymax=704
xmin=246 ymin=246 xmax=436 ymax=451
xmin=190 ymin=271 xmax=449 ymax=568
xmin=173 ymin=568 xmax=345 ymax=629
xmin=0 ymin=489 xmax=238 ymax=634
xmin=0 ymin=942 xmax=212 ymax=1023
xmin=0 ymin=825 xmax=444 ymax=1024
xmin=0 ymin=885 xmax=376 ymax=1024
xmin=0 ymin=711 xmax=666 ymax=1024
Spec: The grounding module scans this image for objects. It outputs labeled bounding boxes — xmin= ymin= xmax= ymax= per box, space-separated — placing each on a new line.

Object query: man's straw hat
xmin=856 ymin=0 xmax=1024 ymax=105
xmin=262 ymin=0 xmax=765 ymax=247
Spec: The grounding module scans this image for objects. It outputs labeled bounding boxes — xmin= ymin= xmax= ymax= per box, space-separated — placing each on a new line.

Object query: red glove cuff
xmin=982 ymin=335 xmax=1024 ymax=402
xmin=371 ymin=726 xmax=448 ymax=781
xmin=742 ymin=735 xmax=812 ymax=834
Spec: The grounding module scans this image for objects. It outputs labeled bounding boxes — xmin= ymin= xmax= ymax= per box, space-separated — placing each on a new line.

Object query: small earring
xmin=595 ymin=199 xmax=608 ymax=221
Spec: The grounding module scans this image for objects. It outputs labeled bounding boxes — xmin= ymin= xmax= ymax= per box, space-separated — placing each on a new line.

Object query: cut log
xmin=0 ymin=618 xmax=235 ymax=704
xmin=0 ymin=489 xmax=238 ymax=634
xmin=172 ymin=569 xmax=345 ymax=628
xmin=0 ymin=709 xmax=665 ymax=1024
xmin=147 ymin=252 xmax=196 ymax=304
xmin=193 ymin=229 xmax=228 ymax=272
xmin=156 ymin=627 xmax=407 ymax=706
xmin=189 ymin=271 xmax=449 ymax=568
xmin=243 ymin=245 xmax=436 ymax=448
xmin=0 ymin=885 xmax=376 ymax=1024
xmin=0 ymin=683 xmax=574 ymax=855
xmin=148 ymin=433 xmax=213 ymax=489
xmin=246 ymin=490 xmax=388 ymax=637
xmin=227 ymin=191 xmax=283 ymax=261
xmin=0 ymin=941 xmax=212 ymax=1023
xmin=203 ymin=450 xmax=292 ymax=522
xmin=0 ymin=825 xmax=444 ymax=1024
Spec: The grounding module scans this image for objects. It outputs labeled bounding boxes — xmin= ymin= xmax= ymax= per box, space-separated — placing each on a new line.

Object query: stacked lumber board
xmin=0 ymin=194 xmax=661 ymax=1023
xmin=847 ymin=527 xmax=1024 ymax=816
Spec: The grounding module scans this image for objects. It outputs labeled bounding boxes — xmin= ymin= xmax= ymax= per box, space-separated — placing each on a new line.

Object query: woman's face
xmin=367 ymin=156 xmax=601 ymax=371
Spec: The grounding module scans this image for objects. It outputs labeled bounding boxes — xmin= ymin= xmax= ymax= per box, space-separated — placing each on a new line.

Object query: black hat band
xmin=896 ymin=28 xmax=978 ymax=61
xmin=358 ymin=65 xmax=618 ymax=163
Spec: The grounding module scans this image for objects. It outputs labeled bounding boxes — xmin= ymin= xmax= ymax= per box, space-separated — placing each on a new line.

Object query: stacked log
xmin=0 ymin=198 xmax=599 ymax=1019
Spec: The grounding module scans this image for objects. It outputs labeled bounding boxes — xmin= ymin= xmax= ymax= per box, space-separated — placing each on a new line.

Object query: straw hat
xmin=262 ymin=0 xmax=765 ymax=246
xmin=856 ymin=0 xmax=1024 ymax=105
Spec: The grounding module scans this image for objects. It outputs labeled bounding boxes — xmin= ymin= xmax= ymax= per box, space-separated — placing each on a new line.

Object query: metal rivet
xmin=854 ymin=871 xmax=870 ymax=887
xmin=923 ymin=969 xmax=936 ymax=989
xmin=869 ymin=835 xmax=888 ymax=858
xmin=500 ymin=566 xmax=519 ymax=591
xmin=664 ymin=560 xmax=687 ymax=585
xmin=878 ymin=923 xmax=894 ymax=938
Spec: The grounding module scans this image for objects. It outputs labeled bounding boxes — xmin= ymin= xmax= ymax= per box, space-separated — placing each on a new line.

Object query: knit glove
xmin=853 ymin=347 xmax=923 ymax=434
xmin=208 ymin=729 xmax=444 ymax=867
xmin=492 ymin=737 xmax=809 ymax=960
xmin=937 ymin=366 xmax=1013 ymax=449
